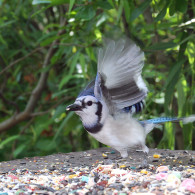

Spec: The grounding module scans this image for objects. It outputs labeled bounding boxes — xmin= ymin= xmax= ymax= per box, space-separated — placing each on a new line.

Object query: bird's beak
xmin=66 ymin=103 xmax=82 ymax=111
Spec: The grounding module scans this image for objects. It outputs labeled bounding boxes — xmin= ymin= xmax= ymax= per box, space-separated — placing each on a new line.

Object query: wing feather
xmin=95 ymin=38 xmax=147 ymax=112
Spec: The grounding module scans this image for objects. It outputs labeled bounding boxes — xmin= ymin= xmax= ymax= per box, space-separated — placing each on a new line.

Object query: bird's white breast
xmin=89 ymin=114 xmax=146 ymax=150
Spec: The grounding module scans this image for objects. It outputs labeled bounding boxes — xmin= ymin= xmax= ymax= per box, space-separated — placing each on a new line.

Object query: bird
xmin=66 ymin=38 xmax=195 ymax=158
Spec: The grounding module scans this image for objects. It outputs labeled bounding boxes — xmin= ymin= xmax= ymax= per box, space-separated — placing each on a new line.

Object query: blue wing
xmin=123 ymin=101 xmax=144 ymax=114
xmin=80 ymin=75 xmax=145 ymax=114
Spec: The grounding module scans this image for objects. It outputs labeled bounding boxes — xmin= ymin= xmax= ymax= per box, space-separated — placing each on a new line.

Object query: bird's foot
xmin=136 ymin=145 xmax=149 ymax=153
xmin=138 ymin=145 xmax=149 ymax=168
xmin=119 ymin=150 xmax=128 ymax=158
xmin=115 ymin=156 xmax=126 ymax=161
xmin=103 ymin=159 xmax=113 ymax=165
xmin=140 ymin=156 xmax=148 ymax=168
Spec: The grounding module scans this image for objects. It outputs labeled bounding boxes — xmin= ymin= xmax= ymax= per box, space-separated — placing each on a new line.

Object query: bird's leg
xmin=103 ymin=159 xmax=113 ymax=165
xmin=119 ymin=149 xmax=128 ymax=158
xmin=141 ymin=145 xmax=149 ymax=168
xmin=142 ymin=145 xmax=149 ymax=154
xmin=114 ymin=148 xmax=128 ymax=159
xmin=115 ymin=149 xmax=128 ymax=161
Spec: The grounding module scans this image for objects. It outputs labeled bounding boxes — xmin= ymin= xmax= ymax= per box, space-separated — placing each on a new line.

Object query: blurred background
xmin=0 ymin=0 xmax=194 ymax=161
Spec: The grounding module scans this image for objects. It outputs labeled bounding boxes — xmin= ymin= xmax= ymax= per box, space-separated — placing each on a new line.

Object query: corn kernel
xmin=69 ymin=174 xmax=77 ymax=179
xmin=119 ymin=165 xmax=126 ymax=168
xmin=102 ymin=153 xmax=107 ymax=158
xmin=141 ymin=169 xmax=148 ymax=174
xmin=153 ymin=154 xmax=160 ymax=158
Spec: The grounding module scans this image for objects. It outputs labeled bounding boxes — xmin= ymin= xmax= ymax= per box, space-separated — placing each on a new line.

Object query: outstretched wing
xmin=94 ymin=38 xmax=148 ymax=114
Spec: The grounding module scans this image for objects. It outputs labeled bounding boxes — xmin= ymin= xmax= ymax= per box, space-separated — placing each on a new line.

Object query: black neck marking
xmin=81 ymin=98 xmax=86 ymax=109
xmin=95 ymin=102 xmax=102 ymax=123
xmin=83 ymin=101 xmax=103 ymax=133
xmin=84 ymin=123 xmax=103 ymax=133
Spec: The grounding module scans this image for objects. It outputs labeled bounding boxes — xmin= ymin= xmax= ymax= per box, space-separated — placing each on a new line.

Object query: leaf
xmin=178 ymin=32 xmax=188 ymax=60
xmin=130 ymin=0 xmax=151 ymax=21
xmin=32 ymin=0 xmax=51 ymax=5
xmin=63 ymin=114 xmax=80 ymax=136
xmin=182 ymin=99 xmax=193 ymax=149
xmin=32 ymin=0 xmax=69 ymax=5
xmin=36 ymin=31 xmax=57 ymax=45
xmin=186 ymin=41 xmax=195 ymax=65
xmin=107 ymin=0 xmax=115 ymax=8
xmin=154 ymin=1 xmax=170 ymax=22
xmin=158 ymin=122 xmax=175 ymax=149
xmin=175 ymin=0 xmax=188 ymax=13
xmin=96 ymin=15 xmax=107 ymax=27
xmin=33 ymin=115 xmax=53 ymax=139
xmin=50 ymin=0 xmax=69 ymax=5
xmin=36 ymin=139 xmax=57 ymax=151
xmin=94 ymin=1 xmax=112 ymax=10
xmin=0 ymin=34 xmax=7 ymax=46
xmin=76 ymin=6 xmax=96 ymax=21
xmin=165 ymin=122 xmax=174 ymax=149
xmin=40 ymin=35 xmax=61 ymax=47
xmin=50 ymin=44 xmax=68 ymax=64
xmin=178 ymin=34 xmax=195 ymax=47
xmin=31 ymin=5 xmax=51 ymax=17
xmin=146 ymin=41 xmax=177 ymax=50
xmin=0 ymin=135 xmax=20 ymax=149
xmin=52 ymin=105 xmax=66 ymax=119
xmin=183 ymin=123 xmax=193 ymax=149
xmin=0 ymin=20 xmax=16 ymax=29
xmin=68 ymin=0 xmax=75 ymax=14
xmin=123 ymin=0 xmax=131 ymax=22
xmin=79 ymin=54 xmax=87 ymax=77
xmin=13 ymin=144 xmax=28 ymax=158
xmin=59 ymin=52 xmax=80 ymax=89
xmin=164 ymin=58 xmax=186 ymax=110
xmin=53 ymin=111 xmax=74 ymax=141
xmin=117 ymin=0 xmax=124 ymax=22
xmin=52 ymin=89 xmax=69 ymax=98
xmin=169 ymin=0 xmax=176 ymax=16
xmin=176 ymin=76 xmax=186 ymax=116
xmin=165 ymin=59 xmax=186 ymax=89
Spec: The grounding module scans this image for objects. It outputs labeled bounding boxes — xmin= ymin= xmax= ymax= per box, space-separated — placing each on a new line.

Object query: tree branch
xmin=0 ymin=47 xmax=43 ymax=76
xmin=11 ymin=117 xmax=35 ymax=159
xmin=140 ymin=0 xmax=166 ymax=65
xmin=0 ymin=47 xmax=51 ymax=132
xmin=0 ymin=20 xmax=66 ymax=132
xmin=0 ymin=92 xmax=20 ymax=113
xmin=31 ymin=96 xmax=72 ymax=117
xmin=122 ymin=11 xmax=131 ymax=38
xmin=24 ymin=42 xmax=56 ymax=114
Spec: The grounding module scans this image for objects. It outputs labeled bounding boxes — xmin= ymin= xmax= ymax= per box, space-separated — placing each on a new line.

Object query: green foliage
xmin=0 ymin=0 xmax=194 ymax=161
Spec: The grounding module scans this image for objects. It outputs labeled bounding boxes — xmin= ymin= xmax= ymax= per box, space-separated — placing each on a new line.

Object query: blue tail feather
xmin=140 ymin=115 xmax=195 ymax=134
xmin=142 ymin=117 xmax=183 ymax=124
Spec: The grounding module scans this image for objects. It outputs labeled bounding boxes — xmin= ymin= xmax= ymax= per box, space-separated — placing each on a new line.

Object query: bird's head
xmin=66 ymin=95 xmax=108 ymax=128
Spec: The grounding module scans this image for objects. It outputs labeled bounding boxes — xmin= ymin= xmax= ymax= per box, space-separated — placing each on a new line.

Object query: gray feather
xmin=96 ymin=38 xmax=148 ymax=113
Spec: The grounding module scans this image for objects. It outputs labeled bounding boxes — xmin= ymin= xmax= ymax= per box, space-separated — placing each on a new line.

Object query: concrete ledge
xmin=0 ymin=148 xmax=194 ymax=173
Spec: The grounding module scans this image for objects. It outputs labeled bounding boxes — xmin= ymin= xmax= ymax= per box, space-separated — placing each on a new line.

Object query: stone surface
xmin=0 ymin=148 xmax=194 ymax=173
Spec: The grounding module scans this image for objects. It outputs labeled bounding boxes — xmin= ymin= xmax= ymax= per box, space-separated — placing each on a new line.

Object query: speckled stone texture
xmin=0 ymin=148 xmax=194 ymax=194
xmin=0 ymin=148 xmax=194 ymax=173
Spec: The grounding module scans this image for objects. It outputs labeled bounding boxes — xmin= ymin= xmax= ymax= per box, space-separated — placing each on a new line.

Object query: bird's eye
xmin=87 ymin=101 xmax=93 ymax=106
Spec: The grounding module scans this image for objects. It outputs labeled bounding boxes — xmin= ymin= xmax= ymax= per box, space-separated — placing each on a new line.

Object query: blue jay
xmin=66 ymin=39 xmax=195 ymax=158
